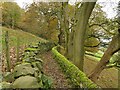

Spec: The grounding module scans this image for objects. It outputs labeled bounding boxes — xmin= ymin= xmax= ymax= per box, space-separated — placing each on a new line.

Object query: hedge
xmin=52 ymin=46 xmax=98 ymax=88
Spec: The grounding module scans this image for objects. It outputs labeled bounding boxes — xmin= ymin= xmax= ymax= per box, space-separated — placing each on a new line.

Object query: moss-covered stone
xmin=14 ymin=63 xmax=35 ymax=78
xmin=3 ymin=72 xmax=15 ymax=82
xmin=52 ymin=46 xmax=98 ymax=88
xmin=0 ymin=81 xmax=11 ymax=88
xmin=11 ymin=76 xmax=40 ymax=88
xmin=38 ymin=42 xmax=55 ymax=53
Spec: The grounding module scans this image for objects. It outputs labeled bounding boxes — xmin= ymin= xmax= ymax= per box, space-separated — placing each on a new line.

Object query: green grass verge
xmin=52 ymin=46 xmax=98 ymax=88
xmin=1 ymin=26 xmax=47 ymax=50
xmin=85 ymin=51 xmax=104 ymax=61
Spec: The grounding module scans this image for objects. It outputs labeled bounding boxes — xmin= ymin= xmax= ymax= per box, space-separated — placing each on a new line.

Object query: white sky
xmin=98 ymin=1 xmax=118 ymax=18
xmin=14 ymin=0 xmax=119 ymax=19
xmin=14 ymin=0 xmax=33 ymax=9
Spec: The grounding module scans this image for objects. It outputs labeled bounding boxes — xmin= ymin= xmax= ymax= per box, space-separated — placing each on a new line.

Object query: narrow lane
xmin=40 ymin=51 xmax=72 ymax=88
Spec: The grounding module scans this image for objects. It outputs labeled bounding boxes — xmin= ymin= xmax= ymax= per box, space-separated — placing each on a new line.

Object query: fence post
xmin=16 ymin=36 xmax=20 ymax=62
xmin=5 ymin=31 xmax=11 ymax=72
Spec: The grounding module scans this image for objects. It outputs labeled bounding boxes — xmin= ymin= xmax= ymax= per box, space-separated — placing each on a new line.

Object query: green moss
xmin=52 ymin=46 xmax=98 ymax=88
xmin=25 ymin=48 xmax=40 ymax=51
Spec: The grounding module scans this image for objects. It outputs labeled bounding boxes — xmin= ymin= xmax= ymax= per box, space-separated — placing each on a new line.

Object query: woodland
xmin=0 ymin=0 xmax=120 ymax=89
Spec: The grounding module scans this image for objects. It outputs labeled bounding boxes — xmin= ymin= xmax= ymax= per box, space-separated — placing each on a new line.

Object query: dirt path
xmin=40 ymin=51 xmax=72 ymax=88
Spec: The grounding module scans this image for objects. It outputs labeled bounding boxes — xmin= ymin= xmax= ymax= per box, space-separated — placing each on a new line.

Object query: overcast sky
xmin=14 ymin=0 xmax=119 ymax=19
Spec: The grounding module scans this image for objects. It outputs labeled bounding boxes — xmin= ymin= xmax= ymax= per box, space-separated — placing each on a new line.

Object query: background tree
xmin=2 ymin=2 xmax=22 ymax=29
xmin=19 ymin=2 xmax=59 ymax=43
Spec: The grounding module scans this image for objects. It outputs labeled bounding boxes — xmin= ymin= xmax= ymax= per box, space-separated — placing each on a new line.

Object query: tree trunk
xmin=65 ymin=32 xmax=69 ymax=57
xmin=89 ymin=34 xmax=120 ymax=82
xmin=58 ymin=2 xmax=69 ymax=54
xmin=62 ymin=2 xmax=69 ymax=57
xmin=58 ymin=29 xmax=65 ymax=46
xmin=73 ymin=2 xmax=96 ymax=71
xmin=67 ymin=30 xmax=74 ymax=60
xmin=5 ymin=31 xmax=11 ymax=72
xmin=57 ymin=3 xmax=65 ymax=47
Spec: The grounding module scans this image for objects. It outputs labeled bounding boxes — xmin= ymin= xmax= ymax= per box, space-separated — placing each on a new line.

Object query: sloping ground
xmin=40 ymin=51 xmax=72 ymax=88
xmin=1 ymin=26 xmax=47 ymax=49
xmin=84 ymin=55 xmax=118 ymax=88
xmin=1 ymin=27 xmax=72 ymax=88
xmin=1 ymin=26 xmax=47 ymax=72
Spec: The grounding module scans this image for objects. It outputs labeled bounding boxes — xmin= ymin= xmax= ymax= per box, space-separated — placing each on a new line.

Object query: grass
xmin=84 ymin=51 xmax=118 ymax=88
xmin=84 ymin=55 xmax=118 ymax=88
xmin=85 ymin=50 xmax=118 ymax=65
xmin=0 ymin=26 xmax=47 ymax=50
xmin=85 ymin=50 xmax=104 ymax=61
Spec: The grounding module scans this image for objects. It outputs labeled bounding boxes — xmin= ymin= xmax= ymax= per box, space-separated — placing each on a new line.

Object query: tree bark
xmin=62 ymin=2 xmax=69 ymax=57
xmin=67 ymin=30 xmax=74 ymax=60
xmin=57 ymin=2 xmax=69 ymax=55
xmin=73 ymin=2 xmax=96 ymax=71
xmin=5 ymin=31 xmax=11 ymax=72
xmin=57 ymin=3 xmax=65 ymax=47
xmin=89 ymin=34 xmax=120 ymax=82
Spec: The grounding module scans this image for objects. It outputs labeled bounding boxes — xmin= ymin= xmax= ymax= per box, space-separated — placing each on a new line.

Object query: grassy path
xmin=40 ymin=51 xmax=72 ymax=88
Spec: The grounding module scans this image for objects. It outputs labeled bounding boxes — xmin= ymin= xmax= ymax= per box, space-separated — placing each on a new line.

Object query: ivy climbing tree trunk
xmin=73 ymin=2 xmax=97 ymax=71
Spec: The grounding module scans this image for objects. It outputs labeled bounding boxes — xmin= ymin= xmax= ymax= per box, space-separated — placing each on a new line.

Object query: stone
xmin=12 ymin=76 xmax=40 ymax=88
xmin=14 ymin=63 xmax=35 ymax=78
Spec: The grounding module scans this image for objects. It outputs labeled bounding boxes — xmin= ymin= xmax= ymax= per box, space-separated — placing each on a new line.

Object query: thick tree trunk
xmin=67 ymin=30 xmax=74 ymax=60
xmin=73 ymin=2 xmax=96 ymax=71
xmin=65 ymin=32 xmax=69 ymax=57
xmin=58 ymin=29 xmax=65 ymax=46
xmin=89 ymin=34 xmax=120 ymax=82
xmin=57 ymin=3 xmax=65 ymax=47
xmin=58 ymin=2 xmax=69 ymax=55
xmin=62 ymin=2 xmax=69 ymax=57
